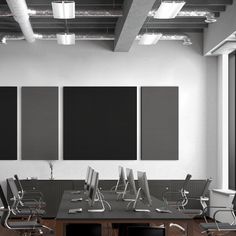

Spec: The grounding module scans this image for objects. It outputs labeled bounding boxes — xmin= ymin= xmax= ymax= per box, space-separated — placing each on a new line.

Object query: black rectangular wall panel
xmin=0 ymin=87 xmax=17 ymax=160
xmin=64 ymin=87 xmax=137 ymax=160
xmin=22 ymin=87 xmax=58 ymax=160
xmin=141 ymin=87 xmax=178 ymax=160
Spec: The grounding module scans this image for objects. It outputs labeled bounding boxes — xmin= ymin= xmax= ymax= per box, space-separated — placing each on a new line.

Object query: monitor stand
xmin=126 ymin=188 xmax=151 ymax=212
xmin=117 ymin=182 xmax=136 ymax=202
xmin=134 ymin=209 xmax=150 ymax=212
xmin=110 ymin=179 xmax=126 ymax=193
xmin=88 ymin=189 xmax=112 ymax=213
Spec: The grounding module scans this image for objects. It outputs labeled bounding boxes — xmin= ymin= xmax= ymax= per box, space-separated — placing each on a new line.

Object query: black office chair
xmin=184 ymin=178 xmax=212 ymax=219
xmin=168 ymin=178 xmax=212 ymax=234
xmin=7 ymin=178 xmax=45 ymax=219
xmin=127 ymin=226 xmax=165 ymax=236
xmin=200 ymin=194 xmax=236 ymax=235
xmin=7 ymin=178 xmax=46 ymax=211
xmin=162 ymin=174 xmax=192 ymax=210
xmin=0 ymin=184 xmax=53 ymax=236
xmin=14 ymin=174 xmax=46 ymax=208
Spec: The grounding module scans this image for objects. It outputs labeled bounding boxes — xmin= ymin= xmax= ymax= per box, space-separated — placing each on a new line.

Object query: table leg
xmin=56 ymin=220 xmax=64 ymax=236
xmin=187 ymin=221 xmax=194 ymax=236
xmin=164 ymin=222 xmax=170 ymax=236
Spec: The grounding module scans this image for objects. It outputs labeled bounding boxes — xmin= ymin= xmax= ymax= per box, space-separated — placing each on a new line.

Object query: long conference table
xmin=56 ymin=191 xmax=194 ymax=236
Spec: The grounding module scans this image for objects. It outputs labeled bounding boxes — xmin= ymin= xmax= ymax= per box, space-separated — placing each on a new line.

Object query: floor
xmin=0 ymin=219 xmax=235 ymax=236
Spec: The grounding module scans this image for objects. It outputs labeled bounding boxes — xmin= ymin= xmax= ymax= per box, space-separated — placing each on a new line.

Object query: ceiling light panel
xmin=52 ymin=1 xmax=75 ymax=19
xmin=57 ymin=33 xmax=75 ymax=45
xmin=138 ymin=33 xmax=163 ymax=45
xmin=154 ymin=1 xmax=186 ymax=19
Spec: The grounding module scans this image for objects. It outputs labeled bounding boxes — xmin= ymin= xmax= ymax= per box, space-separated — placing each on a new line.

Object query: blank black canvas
xmin=64 ymin=87 xmax=137 ymax=160
xmin=0 ymin=87 xmax=17 ymax=160
xmin=141 ymin=87 xmax=178 ymax=160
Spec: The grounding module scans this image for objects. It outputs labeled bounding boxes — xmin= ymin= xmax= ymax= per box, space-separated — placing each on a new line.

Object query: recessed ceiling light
xmin=57 ymin=33 xmax=75 ymax=45
xmin=52 ymin=1 xmax=75 ymax=19
xmin=138 ymin=33 xmax=163 ymax=45
xmin=153 ymin=1 xmax=186 ymax=19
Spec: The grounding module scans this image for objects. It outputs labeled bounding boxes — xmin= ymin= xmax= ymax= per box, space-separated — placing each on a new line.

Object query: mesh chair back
xmin=127 ymin=226 xmax=165 ymax=236
xmin=0 ymin=184 xmax=10 ymax=227
xmin=7 ymin=178 xmax=20 ymax=200
xmin=182 ymin=174 xmax=192 ymax=190
xmin=14 ymin=175 xmax=23 ymax=193
xmin=201 ymin=178 xmax=212 ymax=197
xmin=232 ymin=194 xmax=236 ymax=210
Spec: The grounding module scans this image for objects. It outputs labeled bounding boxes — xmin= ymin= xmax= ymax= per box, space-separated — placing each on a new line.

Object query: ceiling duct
xmin=136 ymin=33 xmax=192 ymax=46
xmin=36 ymin=33 xmax=115 ymax=41
xmin=0 ymin=33 xmax=115 ymax=44
xmin=5 ymin=0 xmax=35 ymax=42
xmin=161 ymin=34 xmax=192 ymax=45
xmin=0 ymin=34 xmax=25 ymax=44
xmin=0 ymin=9 xmax=12 ymax=17
xmin=148 ymin=9 xmax=217 ymax=23
xmin=0 ymin=8 xmax=123 ymax=18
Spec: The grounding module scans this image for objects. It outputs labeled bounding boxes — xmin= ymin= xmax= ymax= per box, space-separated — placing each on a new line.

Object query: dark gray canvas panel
xmin=141 ymin=87 xmax=178 ymax=160
xmin=22 ymin=87 xmax=58 ymax=160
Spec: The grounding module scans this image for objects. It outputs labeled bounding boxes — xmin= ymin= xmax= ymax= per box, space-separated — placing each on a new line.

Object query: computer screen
xmin=86 ymin=168 xmax=94 ymax=192
xmin=88 ymin=171 xmax=99 ymax=207
xmin=126 ymin=168 xmax=137 ymax=195
xmin=137 ymin=171 xmax=152 ymax=206
xmin=115 ymin=166 xmax=126 ymax=190
xmin=84 ymin=166 xmax=92 ymax=190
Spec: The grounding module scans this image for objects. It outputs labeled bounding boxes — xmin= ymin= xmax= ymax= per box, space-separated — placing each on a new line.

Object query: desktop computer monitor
xmin=88 ymin=171 xmax=99 ymax=207
xmin=84 ymin=166 xmax=92 ymax=190
xmin=126 ymin=168 xmax=137 ymax=195
xmin=137 ymin=171 xmax=152 ymax=206
xmin=86 ymin=167 xmax=94 ymax=192
xmin=115 ymin=166 xmax=126 ymax=191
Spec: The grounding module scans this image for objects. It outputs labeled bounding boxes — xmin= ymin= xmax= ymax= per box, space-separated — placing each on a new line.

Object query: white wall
xmin=0 ymin=33 xmax=218 ymax=184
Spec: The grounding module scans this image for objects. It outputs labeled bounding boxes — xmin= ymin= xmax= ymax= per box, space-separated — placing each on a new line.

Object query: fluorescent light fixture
xmin=154 ymin=1 xmax=186 ymax=19
xmin=57 ymin=33 xmax=75 ymax=45
xmin=139 ymin=33 xmax=163 ymax=45
xmin=212 ymin=41 xmax=236 ymax=55
xmin=52 ymin=1 xmax=75 ymax=19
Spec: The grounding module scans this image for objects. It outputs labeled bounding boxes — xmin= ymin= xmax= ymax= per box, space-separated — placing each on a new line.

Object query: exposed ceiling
xmin=0 ymin=0 xmax=234 ymax=51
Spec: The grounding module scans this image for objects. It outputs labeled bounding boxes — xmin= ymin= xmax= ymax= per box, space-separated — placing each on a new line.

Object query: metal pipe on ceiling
xmin=0 ymin=9 xmax=123 ymax=18
xmin=35 ymin=33 xmax=115 ymax=40
xmin=29 ymin=9 xmax=123 ymax=17
xmin=5 ymin=0 xmax=35 ymax=42
xmin=0 ymin=33 xmax=115 ymax=43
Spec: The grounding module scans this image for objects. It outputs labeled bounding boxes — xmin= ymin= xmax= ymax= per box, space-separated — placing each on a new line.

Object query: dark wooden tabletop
xmin=56 ymin=190 xmax=192 ymax=221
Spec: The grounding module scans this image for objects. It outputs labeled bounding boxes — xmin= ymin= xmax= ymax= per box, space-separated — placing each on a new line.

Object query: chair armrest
xmin=213 ymin=208 xmax=236 ymax=219
xmin=0 ymin=207 xmax=9 ymax=212
xmin=0 ymin=206 xmax=6 ymax=211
